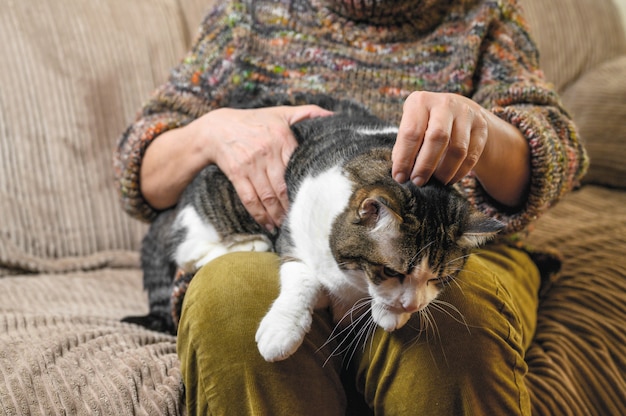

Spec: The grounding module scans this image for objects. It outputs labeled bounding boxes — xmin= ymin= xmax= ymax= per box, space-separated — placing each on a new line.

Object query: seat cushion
xmin=525 ymin=185 xmax=626 ymax=414
xmin=0 ymin=268 xmax=181 ymax=415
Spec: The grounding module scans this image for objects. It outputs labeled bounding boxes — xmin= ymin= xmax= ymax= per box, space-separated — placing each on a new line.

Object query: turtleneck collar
xmin=310 ymin=0 xmax=456 ymax=31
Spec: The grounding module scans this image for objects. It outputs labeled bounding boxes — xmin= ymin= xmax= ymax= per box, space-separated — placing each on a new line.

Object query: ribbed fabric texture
xmin=561 ymin=56 xmax=626 ymax=188
xmin=522 ymin=0 xmax=626 ymax=190
xmin=525 ymin=186 xmax=626 ymax=415
xmin=0 ymin=269 xmax=182 ymax=415
xmin=0 ymin=0 xmax=201 ymax=274
xmin=521 ymin=0 xmax=626 ymax=92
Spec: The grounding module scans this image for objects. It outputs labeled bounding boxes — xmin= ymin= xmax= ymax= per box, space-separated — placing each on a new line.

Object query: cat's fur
xmin=123 ymin=94 xmax=504 ymax=362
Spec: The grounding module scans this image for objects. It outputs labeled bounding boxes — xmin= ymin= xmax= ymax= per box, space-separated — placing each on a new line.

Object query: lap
xmin=177 ymin=244 xmax=540 ymax=415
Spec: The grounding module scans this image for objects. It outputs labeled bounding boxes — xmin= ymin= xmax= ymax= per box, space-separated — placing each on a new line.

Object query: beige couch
xmin=1 ymin=0 xmax=624 ymax=414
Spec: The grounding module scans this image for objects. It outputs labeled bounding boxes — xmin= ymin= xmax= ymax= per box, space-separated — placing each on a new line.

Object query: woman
xmin=114 ymin=0 xmax=588 ymax=414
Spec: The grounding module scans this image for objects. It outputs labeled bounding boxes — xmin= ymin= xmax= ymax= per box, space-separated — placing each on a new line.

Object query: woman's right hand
xmin=201 ymin=105 xmax=333 ymax=231
xmin=140 ymin=105 xmax=332 ymax=232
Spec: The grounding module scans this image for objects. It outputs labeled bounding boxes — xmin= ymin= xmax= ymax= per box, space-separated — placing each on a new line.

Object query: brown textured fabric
xmin=0 ymin=0 xmax=198 ymax=274
xmin=525 ymin=186 xmax=626 ymax=415
xmin=521 ymin=0 xmax=626 ymax=189
xmin=0 ymin=269 xmax=182 ymax=415
xmin=520 ymin=0 xmax=626 ymax=93
xmin=562 ymin=56 xmax=626 ymax=188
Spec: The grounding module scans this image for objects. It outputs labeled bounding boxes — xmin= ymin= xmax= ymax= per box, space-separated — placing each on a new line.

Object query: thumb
xmin=284 ymin=104 xmax=334 ymax=125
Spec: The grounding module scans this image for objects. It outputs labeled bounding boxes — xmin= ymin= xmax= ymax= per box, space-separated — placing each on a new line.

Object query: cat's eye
xmin=382 ymin=266 xmax=404 ymax=280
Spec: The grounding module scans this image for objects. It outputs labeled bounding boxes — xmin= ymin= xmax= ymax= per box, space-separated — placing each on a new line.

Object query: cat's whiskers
xmin=422 ymin=306 xmax=451 ymax=366
xmin=319 ymin=297 xmax=373 ymax=367
xmin=344 ymin=315 xmax=378 ymax=368
xmin=438 ymin=253 xmax=479 ymax=294
xmin=322 ymin=314 xmax=376 ymax=368
xmin=322 ymin=300 xmax=370 ymax=346
xmin=446 ymin=274 xmax=465 ymax=294
xmin=429 ymin=299 xmax=470 ymax=333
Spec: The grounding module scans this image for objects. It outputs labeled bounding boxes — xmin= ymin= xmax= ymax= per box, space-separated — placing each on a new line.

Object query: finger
xmin=392 ymin=98 xmax=429 ymax=183
xmin=283 ymin=105 xmax=334 ymax=125
xmin=266 ymin=159 xmax=290 ymax=219
xmin=410 ymin=109 xmax=454 ymax=186
xmin=433 ymin=115 xmax=471 ymax=185
xmin=248 ymin=169 xmax=285 ymax=230
xmin=234 ymin=177 xmax=274 ymax=231
xmin=449 ymin=127 xmax=486 ymax=184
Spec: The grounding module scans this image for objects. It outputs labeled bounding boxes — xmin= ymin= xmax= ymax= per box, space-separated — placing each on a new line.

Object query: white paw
xmin=255 ymin=307 xmax=311 ymax=362
xmin=229 ymin=238 xmax=272 ymax=253
xmin=183 ymin=235 xmax=272 ymax=271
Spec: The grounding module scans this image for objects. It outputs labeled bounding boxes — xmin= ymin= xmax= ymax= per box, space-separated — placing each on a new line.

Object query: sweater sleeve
xmin=460 ymin=0 xmax=589 ymax=234
xmin=113 ymin=2 xmax=244 ymax=222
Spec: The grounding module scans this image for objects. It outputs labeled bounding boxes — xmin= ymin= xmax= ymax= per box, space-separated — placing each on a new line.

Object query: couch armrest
xmin=561 ymin=55 xmax=626 ymax=189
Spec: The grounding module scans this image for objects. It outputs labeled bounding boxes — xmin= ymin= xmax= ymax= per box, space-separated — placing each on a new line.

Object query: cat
xmin=123 ymin=93 xmax=504 ymax=363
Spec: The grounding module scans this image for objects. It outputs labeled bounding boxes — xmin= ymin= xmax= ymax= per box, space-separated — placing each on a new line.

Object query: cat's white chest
xmin=286 ymin=166 xmax=352 ymax=280
xmin=285 ymin=166 xmax=369 ymax=318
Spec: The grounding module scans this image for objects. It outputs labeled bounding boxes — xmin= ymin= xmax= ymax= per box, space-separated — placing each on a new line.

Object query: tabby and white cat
xmin=125 ymin=94 xmax=504 ymax=362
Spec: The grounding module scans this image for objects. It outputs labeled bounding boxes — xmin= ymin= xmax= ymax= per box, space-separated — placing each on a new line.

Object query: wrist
xmin=140 ymin=118 xmax=215 ymax=210
xmin=472 ymin=109 xmax=530 ymax=208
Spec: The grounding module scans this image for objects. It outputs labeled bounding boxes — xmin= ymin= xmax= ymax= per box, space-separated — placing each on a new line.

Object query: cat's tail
xmin=122 ymin=210 xmax=178 ymax=335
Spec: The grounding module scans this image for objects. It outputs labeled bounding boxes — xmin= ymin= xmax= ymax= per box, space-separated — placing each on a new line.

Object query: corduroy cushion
xmin=525 ymin=185 xmax=626 ymax=414
xmin=520 ymin=0 xmax=626 ymax=92
xmin=0 ymin=268 xmax=183 ymax=415
xmin=0 ymin=0 xmax=207 ymax=274
xmin=521 ymin=0 xmax=626 ymax=189
xmin=562 ymin=56 xmax=626 ymax=188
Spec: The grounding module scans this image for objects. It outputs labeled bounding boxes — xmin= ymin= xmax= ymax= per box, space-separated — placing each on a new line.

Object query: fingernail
xmin=412 ymin=176 xmax=425 ymax=186
xmin=394 ymin=173 xmax=407 ymax=183
xmin=265 ymin=223 xmax=276 ymax=233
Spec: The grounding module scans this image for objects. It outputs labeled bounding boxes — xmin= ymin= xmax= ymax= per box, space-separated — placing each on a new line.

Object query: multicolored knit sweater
xmin=114 ymin=0 xmax=588 ymax=326
xmin=115 ymin=0 xmax=587 ymax=302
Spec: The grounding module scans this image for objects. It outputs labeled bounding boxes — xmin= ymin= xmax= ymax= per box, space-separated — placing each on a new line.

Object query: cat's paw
xmin=255 ymin=307 xmax=311 ymax=362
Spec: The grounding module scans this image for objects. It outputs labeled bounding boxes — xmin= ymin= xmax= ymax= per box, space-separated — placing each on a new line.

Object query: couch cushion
xmin=520 ymin=0 xmax=626 ymax=189
xmin=0 ymin=0 xmax=207 ymax=274
xmin=520 ymin=0 xmax=626 ymax=93
xmin=524 ymin=185 xmax=626 ymax=414
xmin=561 ymin=56 xmax=626 ymax=188
xmin=0 ymin=268 xmax=181 ymax=415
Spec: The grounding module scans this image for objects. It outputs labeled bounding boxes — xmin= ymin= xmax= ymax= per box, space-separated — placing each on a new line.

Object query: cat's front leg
xmin=255 ymin=260 xmax=325 ymax=362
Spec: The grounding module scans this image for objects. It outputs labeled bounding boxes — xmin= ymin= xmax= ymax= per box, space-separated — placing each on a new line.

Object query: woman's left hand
xmin=392 ymin=90 xmax=530 ymax=208
xmin=391 ymin=91 xmax=489 ymax=187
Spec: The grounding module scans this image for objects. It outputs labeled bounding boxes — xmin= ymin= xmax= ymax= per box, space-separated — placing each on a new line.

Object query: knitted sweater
xmin=114 ymin=0 xmax=588 ymax=235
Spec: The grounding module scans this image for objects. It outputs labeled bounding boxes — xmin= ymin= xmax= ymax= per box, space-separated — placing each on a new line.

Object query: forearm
xmin=472 ymin=109 xmax=531 ymax=208
xmin=140 ymin=121 xmax=211 ymax=210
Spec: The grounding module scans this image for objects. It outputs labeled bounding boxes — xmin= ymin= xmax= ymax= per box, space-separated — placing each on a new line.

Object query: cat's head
xmin=330 ymin=149 xmax=504 ymax=332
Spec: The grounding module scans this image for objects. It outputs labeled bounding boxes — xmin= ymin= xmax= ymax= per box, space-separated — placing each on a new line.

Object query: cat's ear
xmin=357 ymin=197 xmax=401 ymax=230
xmin=457 ymin=211 xmax=505 ymax=248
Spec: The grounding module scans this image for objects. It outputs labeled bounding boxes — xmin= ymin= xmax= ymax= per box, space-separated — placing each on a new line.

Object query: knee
xmin=178 ymin=252 xmax=281 ymax=345
xmin=184 ymin=252 xmax=280 ymax=314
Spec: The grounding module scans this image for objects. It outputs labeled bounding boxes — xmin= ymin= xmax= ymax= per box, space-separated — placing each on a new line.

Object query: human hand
xmin=391 ymin=91 xmax=489 ymax=187
xmin=201 ymin=105 xmax=333 ymax=231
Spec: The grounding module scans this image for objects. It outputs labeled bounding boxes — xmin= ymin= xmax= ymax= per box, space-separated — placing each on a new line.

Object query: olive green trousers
xmin=177 ymin=244 xmax=539 ymax=415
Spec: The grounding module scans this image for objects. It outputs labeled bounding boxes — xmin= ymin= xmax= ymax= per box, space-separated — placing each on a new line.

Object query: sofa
xmin=0 ymin=0 xmax=624 ymax=414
